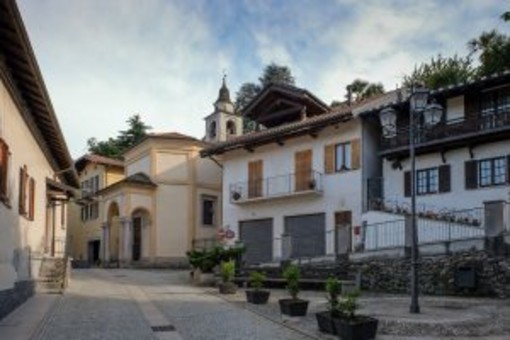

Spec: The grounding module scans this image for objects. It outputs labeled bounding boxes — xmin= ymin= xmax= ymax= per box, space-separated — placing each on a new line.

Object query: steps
xmin=36 ymin=258 xmax=68 ymax=294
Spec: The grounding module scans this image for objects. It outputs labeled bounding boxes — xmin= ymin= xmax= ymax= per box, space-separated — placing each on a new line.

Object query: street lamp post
xmin=380 ymin=84 xmax=443 ymax=314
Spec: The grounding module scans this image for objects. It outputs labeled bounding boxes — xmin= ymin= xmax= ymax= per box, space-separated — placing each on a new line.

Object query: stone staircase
xmin=36 ymin=257 xmax=69 ymax=294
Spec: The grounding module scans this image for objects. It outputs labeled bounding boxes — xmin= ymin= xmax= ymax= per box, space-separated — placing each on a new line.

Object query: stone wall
xmin=351 ymin=250 xmax=510 ymax=298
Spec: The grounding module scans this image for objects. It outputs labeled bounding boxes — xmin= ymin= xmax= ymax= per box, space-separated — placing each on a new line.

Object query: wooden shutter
xmin=0 ymin=139 xmax=8 ymax=198
xmin=351 ymin=139 xmax=361 ymax=170
xmin=19 ymin=166 xmax=26 ymax=214
xmin=465 ymin=160 xmax=478 ymax=189
xmin=248 ymin=160 xmax=263 ymax=198
xmin=464 ymin=91 xmax=480 ymax=119
xmin=295 ymin=149 xmax=312 ymax=191
xmin=324 ymin=144 xmax=335 ymax=174
xmin=438 ymin=165 xmax=451 ymax=193
xmin=29 ymin=178 xmax=35 ymax=220
xmin=404 ymin=171 xmax=411 ymax=197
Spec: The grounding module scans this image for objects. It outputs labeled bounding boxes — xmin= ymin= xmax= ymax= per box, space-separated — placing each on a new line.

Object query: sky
xmin=17 ymin=0 xmax=510 ymax=158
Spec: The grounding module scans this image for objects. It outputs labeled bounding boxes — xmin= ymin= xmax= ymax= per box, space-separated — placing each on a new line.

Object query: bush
xmin=186 ymin=245 xmax=246 ymax=273
xmin=249 ymin=271 xmax=266 ymax=290
xmin=282 ymin=264 xmax=300 ymax=299
xmin=220 ymin=260 xmax=236 ymax=283
xmin=337 ymin=290 xmax=360 ymax=319
xmin=325 ymin=277 xmax=341 ymax=316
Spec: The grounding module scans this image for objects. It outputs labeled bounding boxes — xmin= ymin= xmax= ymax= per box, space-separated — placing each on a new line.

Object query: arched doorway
xmin=131 ymin=209 xmax=150 ymax=261
xmin=107 ymin=202 xmax=120 ymax=262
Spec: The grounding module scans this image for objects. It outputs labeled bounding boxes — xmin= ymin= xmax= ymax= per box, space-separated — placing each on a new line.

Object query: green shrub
xmin=282 ymin=264 xmax=300 ymax=299
xmin=186 ymin=245 xmax=245 ymax=273
xmin=337 ymin=290 xmax=360 ymax=319
xmin=325 ymin=277 xmax=341 ymax=316
xmin=249 ymin=271 xmax=266 ymax=290
xmin=220 ymin=260 xmax=236 ymax=283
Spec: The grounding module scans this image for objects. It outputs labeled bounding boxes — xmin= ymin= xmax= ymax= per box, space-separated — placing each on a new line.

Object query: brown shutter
xmin=19 ymin=167 xmax=25 ymax=214
xmin=438 ymin=165 xmax=451 ymax=193
xmin=29 ymin=178 xmax=35 ymax=220
xmin=404 ymin=171 xmax=411 ymax=197
xmin=351 ymin=139 xmax=361 ymax=170
xmin=465 ymin=160 xmax=478 ymax=189
xmin=464 ymin=91 xmax=480 ymax=119
xmin=0 ymin=139 xmax=8 ymax=198
xmin=248 ymin=160 xmax=263 ymax=198
xmin=295 ymin=149 xmax=312 ymax=191
xmin=324 ymin=144 xmax=335 ymax=174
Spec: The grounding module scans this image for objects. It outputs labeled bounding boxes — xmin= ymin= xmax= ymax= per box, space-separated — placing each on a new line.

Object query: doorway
xmin=132 ymin=217 xmax=142 ymax=261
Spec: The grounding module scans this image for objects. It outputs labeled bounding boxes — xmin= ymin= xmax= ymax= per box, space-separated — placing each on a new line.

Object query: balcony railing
xmin=381 ymin=110 xmax=510 ymax=151
xmin=229 ymin=170 xmax=323 ymax=204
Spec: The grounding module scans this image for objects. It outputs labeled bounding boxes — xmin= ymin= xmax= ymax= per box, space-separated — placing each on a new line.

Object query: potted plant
xmin=186 ymin=249 xmax=217 ymax=286
xmin=333 ymin=290 xmax=378 ymax=340
xmin=315 ymin=277 xmax=341 ymax=334
xmin=219 ymin=260 xmax=237 ymax=294
xmin=278 ymin=264 xmax=309 ymax=316
xmin=245 ymin=271 xmax=270 ymax=304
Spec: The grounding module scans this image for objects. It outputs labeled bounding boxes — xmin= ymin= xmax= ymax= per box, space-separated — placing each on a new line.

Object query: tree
xmin=235 ymin=63 xmax=296 ymax=132
xmin=345 ymin=79 xmax=385 ymax=103
xmin=403 ymin=54 xmax=474 ymax=89
xmin=502 ymin=11 xmax=510 ymax=22
xmin=258 ymin=63 xmax=295 ymax=87
xmin=87 ymin=114 xmax=152 ymax=158
xmin=468 ymin=30 xmax=510 ymax=76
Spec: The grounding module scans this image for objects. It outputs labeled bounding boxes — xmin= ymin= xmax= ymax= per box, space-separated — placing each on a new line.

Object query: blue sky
xmin=17 ymin=0 xmax=509 ymax=157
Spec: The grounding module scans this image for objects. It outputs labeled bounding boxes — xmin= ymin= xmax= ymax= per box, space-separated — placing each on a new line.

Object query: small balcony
xmin=380 ymin=110 xmax=510 ymax=157
xmin=229 ymin=170 xmax=323 ymax=204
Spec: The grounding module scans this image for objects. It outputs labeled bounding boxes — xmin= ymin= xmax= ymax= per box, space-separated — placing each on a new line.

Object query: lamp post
xmin=380 ymin=84 xmax=443 ymax=314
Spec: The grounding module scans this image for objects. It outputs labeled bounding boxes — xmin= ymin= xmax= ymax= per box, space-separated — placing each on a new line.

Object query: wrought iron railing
xmin=381 ymin=110 xmax=510 ymax=150
xmin=229 ymin=170 xmax=323 ymax=203
xmin=362 ymin=219 xmax=406 ymax=251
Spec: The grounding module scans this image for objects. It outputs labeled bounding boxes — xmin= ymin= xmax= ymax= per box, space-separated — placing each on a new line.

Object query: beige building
xmin=97 ymin=132 xmax=222 ymax=267
xmin=67 ymin=154 xmax=124 ymax=265
xmin=0 ymin=0 xmax=78 ymax=319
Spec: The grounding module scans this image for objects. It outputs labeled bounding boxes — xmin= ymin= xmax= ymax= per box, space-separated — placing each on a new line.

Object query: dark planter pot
xmin=333 ymin=315 xmax=378 ymax=340
xmin=315 ymin=311 xmax=337 ymax=335
xmin=245 ymin=290 xmax=270 ymax=304
xmin=219 ymin=282 xmax=237 ymax=294
xmin=278 ymin=298 xmax=309 ymax=317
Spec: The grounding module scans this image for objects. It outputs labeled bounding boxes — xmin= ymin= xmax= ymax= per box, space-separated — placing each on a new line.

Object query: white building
xmin=360 ymin=73 xmax=510 ymax=250
xmin=201 ymin=83 xmax=380 ymax=264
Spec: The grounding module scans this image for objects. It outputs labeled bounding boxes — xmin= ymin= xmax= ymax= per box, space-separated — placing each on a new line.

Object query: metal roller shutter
xmin=284 ymin=213 xmax=325 ymax=258
xmin=239 ymin=219 xmax=273 ymax=265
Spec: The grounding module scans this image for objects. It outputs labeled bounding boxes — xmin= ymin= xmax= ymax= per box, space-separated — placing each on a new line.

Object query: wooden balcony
xmin=380 ymin=110 xmax=510 ymax=158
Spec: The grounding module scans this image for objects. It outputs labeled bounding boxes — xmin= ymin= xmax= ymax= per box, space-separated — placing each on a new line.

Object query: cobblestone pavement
xmin=29 ymin=269 xmax=313 ymax=340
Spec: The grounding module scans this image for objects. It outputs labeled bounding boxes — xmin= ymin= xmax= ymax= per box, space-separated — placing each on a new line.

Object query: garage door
xmin=284 ymin=213 xmax=325 ymax=258
xmin=239 ymin=219 xmax=273 ymax=265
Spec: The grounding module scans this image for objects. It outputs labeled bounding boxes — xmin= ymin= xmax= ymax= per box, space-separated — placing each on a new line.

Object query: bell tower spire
xmin=204 ymin=74 xmax=242 ymax=143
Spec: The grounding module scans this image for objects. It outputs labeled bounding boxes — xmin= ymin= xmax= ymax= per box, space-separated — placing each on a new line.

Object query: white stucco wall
xmin=222 ymin=120 xmax=364 ymax=260
xmin=155 ymin=185 xmax=189 ymax=258
xmin=380 ymin=140 xmax=510 ymax=212
xmin=155 ymin=152 xmax=188 ymax=181
xmin=0 ymin=77 xmax=61 ymax=290
xmin=126 ymin=154 xmax=151 ymax=176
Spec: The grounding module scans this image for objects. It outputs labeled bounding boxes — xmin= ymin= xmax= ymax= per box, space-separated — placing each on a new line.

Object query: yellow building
xmin=97 ymin=132 xmax=222 ymax=267
xmin=67 ymin=154 xmax=124 ymax=265
xmin=0 ymin=0 xmax=78 ymax=319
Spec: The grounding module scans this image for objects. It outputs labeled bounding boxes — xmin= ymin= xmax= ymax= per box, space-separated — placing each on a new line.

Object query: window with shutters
xmin=0 ymin=138 xmax=9 ymax=205
xmin=479 ymin=157 xmax=507 ymax=187
xmin=405 ymin=165 xmax=450 ymax=197
xmin=201 ymin=195 xmax=217 ymax=226
xmin=18 ymin=165 xmax=35 ymax=220
xmin=248 ymin=160 xmax=263 ymax=198
xmin=335 ymin=142 xmax=352 ymax=171
xmin=416 ymin=168 xmax=438 ymax=195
